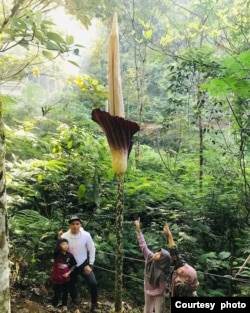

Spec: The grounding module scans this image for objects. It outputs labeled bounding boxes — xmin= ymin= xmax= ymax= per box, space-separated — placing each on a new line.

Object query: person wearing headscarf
xmin=134 ymin=218 xmax=171 ymax=313
xmin=163 ymin=224 xmax=199 ymax=297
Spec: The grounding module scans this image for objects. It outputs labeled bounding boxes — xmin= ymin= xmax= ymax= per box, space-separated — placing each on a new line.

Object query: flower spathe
xmin=92 ymin=108 xmax=140 ymax=174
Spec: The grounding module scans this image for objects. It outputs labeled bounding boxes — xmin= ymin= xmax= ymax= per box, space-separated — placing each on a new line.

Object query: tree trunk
xmin=0 ymin=97 xmax=10 ymax=312
xmin=197 ymin=89 xmax=204 ymax=192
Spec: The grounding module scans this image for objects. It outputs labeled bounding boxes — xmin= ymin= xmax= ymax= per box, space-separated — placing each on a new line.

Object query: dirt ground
xmin=10 ymin=285 xmax=135 ymax=313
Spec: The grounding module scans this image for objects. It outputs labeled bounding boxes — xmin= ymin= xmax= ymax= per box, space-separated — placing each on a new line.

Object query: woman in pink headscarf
xmin=163 ymin=225 xmax=199 ymax=297
xmin=134 ymin=219 xmax=171 ymax=313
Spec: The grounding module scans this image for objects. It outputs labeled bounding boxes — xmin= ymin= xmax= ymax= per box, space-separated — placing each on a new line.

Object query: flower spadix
xmin=108 ymin=12 xmax=124 ymax=118
xmin=92 ymin=109 xmax=139 ymax=175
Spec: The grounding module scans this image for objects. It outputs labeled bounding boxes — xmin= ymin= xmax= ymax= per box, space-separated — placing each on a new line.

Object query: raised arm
xmin=134 ymin=218 xmax=141 ymax=233
xmin=134 ymin=218 xmax=152 ymax=259
xmin=163 ymin=225 xmax=175 ymax=248
xmin=163 ymin=224 xmax=186 ymax=269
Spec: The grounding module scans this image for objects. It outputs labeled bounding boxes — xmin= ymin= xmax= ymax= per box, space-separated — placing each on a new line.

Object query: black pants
xmin=69 ymin=262 xmax=98 ymax=305
xmin=52 ymin=282 xmax=69 ymax=306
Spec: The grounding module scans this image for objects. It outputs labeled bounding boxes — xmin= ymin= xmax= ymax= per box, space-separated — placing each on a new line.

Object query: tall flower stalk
xmin=92 ymin=13 xmax=139 ymax=313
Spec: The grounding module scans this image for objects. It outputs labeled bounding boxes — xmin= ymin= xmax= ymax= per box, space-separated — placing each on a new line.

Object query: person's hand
xmin=62 ymin=271 xmax=71 ymax=278
xmin=134 ymin=218 xmax=141 ymax=232
xmin=163 ymin=224 xmax=172 ymax=237
xmin=164 ymin=224 xmax=176 ymax=247
xmin=57 ymin=230 xmax=63 ymax=239
xmin=84 ymin=265 xmax=92 ymax=275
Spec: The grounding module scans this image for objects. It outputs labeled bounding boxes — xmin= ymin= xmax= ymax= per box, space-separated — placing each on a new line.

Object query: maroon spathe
xmin=92 ymin=108 xmax=140 ymax=156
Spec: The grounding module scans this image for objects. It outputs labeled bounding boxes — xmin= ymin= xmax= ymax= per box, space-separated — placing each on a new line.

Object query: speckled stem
xmin=114 ymin=173 xmax=124 ymax=313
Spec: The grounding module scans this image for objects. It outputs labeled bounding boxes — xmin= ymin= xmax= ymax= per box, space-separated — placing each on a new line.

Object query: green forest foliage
xmin=6 ymin=86 xmax=250 ymax=301
xmin=1 ymin=0 xmax=250 ymax=305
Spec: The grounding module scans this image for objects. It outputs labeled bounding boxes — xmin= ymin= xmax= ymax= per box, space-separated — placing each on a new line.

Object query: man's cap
xmin=68 ymin=215 xmax=82 ymax=224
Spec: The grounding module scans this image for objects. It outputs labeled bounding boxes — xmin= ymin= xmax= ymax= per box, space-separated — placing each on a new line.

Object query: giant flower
xmin=92 ymin=13 xmax=139 ymax=174
xmin=92 ymin=109 xmax=140 ymax=174
xmin=91 ymin=13 xmax=139 ymax=313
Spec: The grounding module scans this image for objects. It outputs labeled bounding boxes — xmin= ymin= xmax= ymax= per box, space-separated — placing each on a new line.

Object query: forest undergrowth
xmin=10 ymin=284 xmax=150 ymax=313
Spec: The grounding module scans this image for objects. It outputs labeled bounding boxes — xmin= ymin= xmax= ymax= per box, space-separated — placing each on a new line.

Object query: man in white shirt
xmin=58 ymin=215 xmax=98 ymax=312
